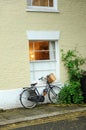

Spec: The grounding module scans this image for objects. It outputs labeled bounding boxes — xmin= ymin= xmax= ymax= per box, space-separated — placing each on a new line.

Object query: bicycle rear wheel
xmin=48 ymin=85 xmax=61 ymax=103
xmin=20 ymin=88 xmax=37 ymax=108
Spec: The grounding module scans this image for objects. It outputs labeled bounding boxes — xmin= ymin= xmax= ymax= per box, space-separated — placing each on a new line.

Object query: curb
xmin=0 ymin=107 xmax=86 ymax=126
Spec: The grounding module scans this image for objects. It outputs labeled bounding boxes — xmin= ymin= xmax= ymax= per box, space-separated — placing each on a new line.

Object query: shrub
xmin=58 ymin=49 xmax=86 ymax=104
xmin=58 ymin=81 xmax=84 ymax=104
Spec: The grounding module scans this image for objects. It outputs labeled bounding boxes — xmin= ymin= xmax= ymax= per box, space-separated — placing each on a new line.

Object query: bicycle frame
xmin=20 ymin=74 xmax=61 ymax=108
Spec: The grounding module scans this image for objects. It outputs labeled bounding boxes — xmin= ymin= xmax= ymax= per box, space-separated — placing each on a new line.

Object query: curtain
xmin=49 ymin=41 xmax=55 ymax=60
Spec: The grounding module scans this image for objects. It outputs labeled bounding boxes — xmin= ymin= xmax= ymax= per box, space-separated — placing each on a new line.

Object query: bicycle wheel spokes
xmin=48 ymin=86 xmax=61 ymax=103
xmin=20 ymin=89 xmax=36 ymax=108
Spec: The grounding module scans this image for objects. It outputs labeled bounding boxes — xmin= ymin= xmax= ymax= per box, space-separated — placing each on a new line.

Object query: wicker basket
xmin=47 ymin=73 xmax=56 ymax=83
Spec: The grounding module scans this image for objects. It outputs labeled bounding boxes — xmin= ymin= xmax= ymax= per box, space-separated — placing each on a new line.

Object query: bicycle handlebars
xmin=38 ymin=77 xmax=47 ymax=81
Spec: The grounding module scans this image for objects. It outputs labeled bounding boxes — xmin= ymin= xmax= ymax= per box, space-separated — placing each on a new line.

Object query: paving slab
xmin=0 ymin=104 xmax=86 ymax=126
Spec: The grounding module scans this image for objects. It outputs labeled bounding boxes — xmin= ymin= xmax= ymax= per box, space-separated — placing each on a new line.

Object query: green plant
xmin=58 ymin=81 xmax=84 ymax=104
xmin=61 ymin=49 xmax=85 ymax=82
xmin=58 ymin=49 xmax=86 ymax=104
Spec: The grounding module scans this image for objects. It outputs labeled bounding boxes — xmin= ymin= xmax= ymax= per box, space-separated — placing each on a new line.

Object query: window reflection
xmin=32 ymin=0 xmax=53 ymax=7
xmin=29 ymin=40 xmax=55 ymax=61
xmin=29 ymin=41 xmax=49 ymax=61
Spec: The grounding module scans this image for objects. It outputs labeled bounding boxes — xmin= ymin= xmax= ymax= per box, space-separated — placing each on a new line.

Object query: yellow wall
xmin=0 ymin=0 xmax=86 ymax=89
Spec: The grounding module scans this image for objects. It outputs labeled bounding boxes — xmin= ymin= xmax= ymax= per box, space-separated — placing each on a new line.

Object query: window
xmin=26 ymin=0 xmax=58 ymax=12
xmin=29 ymin=41 xmax=55 ymax=61
xmin=27 ymin=31 xmax=60 ymax=82
xmin=28 ymin=0 xmax=53 ymax=7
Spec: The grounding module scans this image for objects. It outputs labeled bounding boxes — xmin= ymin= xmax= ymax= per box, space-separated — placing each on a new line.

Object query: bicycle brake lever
xmin=38 ymin=77 xmax=44 ymax=80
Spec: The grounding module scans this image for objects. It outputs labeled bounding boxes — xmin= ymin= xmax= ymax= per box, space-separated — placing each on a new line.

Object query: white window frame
xmin=27 ymin=31 xmax=60 ymax=82
xmin=26 ymin=0 xmax=59 ymax=12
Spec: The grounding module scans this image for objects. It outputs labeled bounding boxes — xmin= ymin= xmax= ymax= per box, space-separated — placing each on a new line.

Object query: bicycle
xmin=20 ymin=73 xmax=61 ymax=108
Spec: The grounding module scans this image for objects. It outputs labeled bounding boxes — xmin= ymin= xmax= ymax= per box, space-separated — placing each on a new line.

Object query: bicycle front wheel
xmin=48 ymin=86 xmax=61 ymax=104
xmin=20 ymin=88 xmax=37 ymax=108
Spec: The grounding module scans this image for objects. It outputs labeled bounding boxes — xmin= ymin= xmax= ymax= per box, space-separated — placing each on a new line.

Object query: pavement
xmin=0 ymin=103 xmax=86 ymax=126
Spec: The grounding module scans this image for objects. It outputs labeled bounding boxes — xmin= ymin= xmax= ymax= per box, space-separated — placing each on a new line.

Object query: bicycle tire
xmin=20 ymin=88 xmax=37 ymax=108
xmin=48 ymin=85 xmax=61 ymax=103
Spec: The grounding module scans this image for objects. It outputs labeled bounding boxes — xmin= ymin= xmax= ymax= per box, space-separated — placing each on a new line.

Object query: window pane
xmin=29 ymin=41 xmax=35 ymax=60
xmin=29 ymin=41 xmax=56 ymax=61
xmin=29 ymin=41 xmax=50 ymax=61
xmin=49 ymin=0 xmax=53 ymax=7
xmin=32 ymin=0 xmax=39 ymax=6
xmin=28 ymin=0 xmax=53 ymax=7
xmin=49 ymin=41 xmax=55 ymax=60
xmin=40 ymin=0 xmax=48 ymax=6
xmin=32 ymin=0 xmax=49 ymax=6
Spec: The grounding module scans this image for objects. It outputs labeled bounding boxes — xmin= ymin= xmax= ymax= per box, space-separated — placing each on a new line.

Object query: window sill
xmin=30 ymin=60 xmax=57 ymax=63
xmin=26 ymin=7 xmax=60 ymax=13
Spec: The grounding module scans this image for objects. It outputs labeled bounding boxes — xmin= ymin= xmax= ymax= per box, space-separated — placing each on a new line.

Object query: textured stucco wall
xmin=59 ymin=0 xmax=86 ymax=82
xmin=0 ymin=0 xmax=30 ymax=89
xmin=0 ymin=0 xmax=86 ymax=89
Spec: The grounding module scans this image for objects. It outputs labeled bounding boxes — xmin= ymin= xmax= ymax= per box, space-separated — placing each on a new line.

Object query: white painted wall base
xmin=0 ymin=82 xmax=62 ymax=110
xmin=0 ymin=88 xmax=23 ymax=110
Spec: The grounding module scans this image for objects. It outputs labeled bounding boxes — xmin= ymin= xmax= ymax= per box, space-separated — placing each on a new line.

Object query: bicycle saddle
xmin=31 ymin=83 xmax=37 ymax=87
